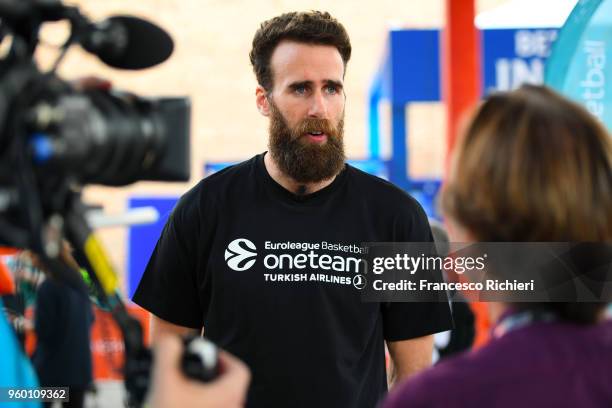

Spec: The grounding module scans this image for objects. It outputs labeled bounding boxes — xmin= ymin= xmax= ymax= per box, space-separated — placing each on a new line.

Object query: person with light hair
xmin=384 ymin=85 xmax=612 ymax=407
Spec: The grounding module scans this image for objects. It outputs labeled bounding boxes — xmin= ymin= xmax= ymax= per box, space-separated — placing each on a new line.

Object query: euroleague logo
xmin=224 ymin=238 xmax=257 ymax=271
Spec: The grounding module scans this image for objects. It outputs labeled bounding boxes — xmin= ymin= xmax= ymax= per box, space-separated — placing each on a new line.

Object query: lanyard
xmin=492 ymin=309 xmax=558 ymax=339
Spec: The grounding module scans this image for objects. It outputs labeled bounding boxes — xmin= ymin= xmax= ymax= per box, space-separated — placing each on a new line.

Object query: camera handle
xmin=58 ymin=192 xmax=219 ymax=406
xmin=60 ymin=193 xmax=152 ymax=407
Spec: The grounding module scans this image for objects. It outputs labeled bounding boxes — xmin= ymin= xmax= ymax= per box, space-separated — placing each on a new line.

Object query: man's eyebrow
xmin=288 ymin=81 xmax=313 ymax=89
xmin=287 ymin=80 xmax=344 ymax=89
xmin=323 ymin=79 xmax=343 ymax=88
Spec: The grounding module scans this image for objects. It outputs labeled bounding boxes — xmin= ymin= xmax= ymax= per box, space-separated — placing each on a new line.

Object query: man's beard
xmin=268 ymin=100 xmax=345 ymax=184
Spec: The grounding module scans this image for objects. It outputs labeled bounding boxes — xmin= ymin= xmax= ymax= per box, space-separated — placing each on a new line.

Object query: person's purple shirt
xmin=383 ymin=319 xmax=612 ymax=408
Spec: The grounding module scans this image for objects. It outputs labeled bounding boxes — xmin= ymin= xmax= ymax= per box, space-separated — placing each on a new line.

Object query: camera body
xmin=0 ymin=0 xmax=190 ymax=250
xmin=17 ymin=84 xmax=190 ymax=186
xmin=0 ymin=3 xmax=195 ymax=405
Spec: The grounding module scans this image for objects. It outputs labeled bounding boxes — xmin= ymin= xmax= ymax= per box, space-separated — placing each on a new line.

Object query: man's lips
xmin=305 ymin=132 xmax=328 ymax=143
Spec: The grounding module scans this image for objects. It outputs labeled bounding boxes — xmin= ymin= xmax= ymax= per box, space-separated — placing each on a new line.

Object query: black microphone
xmin=181 ymin=336 xmax=220 ymax=382
xmin=0 ymin=0 xmax=66 ymax=22
xmin=81 ymin=15 xmax=174 ymax=70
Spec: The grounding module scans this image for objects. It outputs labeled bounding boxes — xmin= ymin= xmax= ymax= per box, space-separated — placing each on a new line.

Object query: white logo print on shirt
xmin=224 ymin=238 xmax=257 ymax=271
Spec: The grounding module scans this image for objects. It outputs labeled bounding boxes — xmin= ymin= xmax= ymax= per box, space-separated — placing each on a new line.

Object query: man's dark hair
xmin=249 ymin=11 xmax=352 ymax=92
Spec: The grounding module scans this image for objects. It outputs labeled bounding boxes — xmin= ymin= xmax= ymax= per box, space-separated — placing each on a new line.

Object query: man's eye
xmin=295 ymin=86 xmax=307 ymax=94
xmin=326 ymin=86 xmax=337 ymax=94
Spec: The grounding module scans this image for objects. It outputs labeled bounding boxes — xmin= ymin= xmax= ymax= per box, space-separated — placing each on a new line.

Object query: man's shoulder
xmin=171 ymin=155 xmax=259 ymax=219
xmin=181 ymin=155 xmax=259 ymax=199
xmin=346 ymin=165 xmax=423 ymax=210
xmin=198 ymin=155 xmax=259 ymax=190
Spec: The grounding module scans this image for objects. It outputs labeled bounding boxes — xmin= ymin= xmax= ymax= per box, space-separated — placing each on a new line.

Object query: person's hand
xmin=148 ymin=335 xmax=251 ymax=408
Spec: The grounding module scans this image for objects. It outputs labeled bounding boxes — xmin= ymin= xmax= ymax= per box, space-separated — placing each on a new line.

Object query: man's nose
xmin=307 ymin=90 xmax=328 ymax=118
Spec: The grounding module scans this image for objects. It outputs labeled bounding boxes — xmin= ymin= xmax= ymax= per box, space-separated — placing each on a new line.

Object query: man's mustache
xmin=293 ymin=118 xmax=338 ymax=138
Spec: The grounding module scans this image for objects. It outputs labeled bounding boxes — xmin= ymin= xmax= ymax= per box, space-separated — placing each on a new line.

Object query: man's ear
xmin=256 ymin=86 xmax=271 ymax=117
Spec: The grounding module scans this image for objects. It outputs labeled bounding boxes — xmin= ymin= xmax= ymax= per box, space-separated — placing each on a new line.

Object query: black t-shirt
xmin=133 ymin=153 xmax=453 ymax=408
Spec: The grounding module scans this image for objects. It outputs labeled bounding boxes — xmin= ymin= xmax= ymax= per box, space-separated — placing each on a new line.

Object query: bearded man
xmin=133 ymin=11 xmax=452 ymax=408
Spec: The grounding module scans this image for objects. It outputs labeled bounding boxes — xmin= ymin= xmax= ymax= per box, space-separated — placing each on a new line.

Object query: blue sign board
xmin=374 ymin=27 xmax=560 ymax=104
xmin=388 ymin=29 xmax=442 ymax=103
xmin=482 ymin=28 xmax=558 ymax=94
xmin=368 ymin=26 xmax=560 ymax=198
xmin=127 ymin=197 xmax=178 ymax=299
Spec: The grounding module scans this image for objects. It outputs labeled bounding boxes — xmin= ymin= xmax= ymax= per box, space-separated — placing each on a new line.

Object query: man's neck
xmin=264 ymin=152 xmax=339 ymax=195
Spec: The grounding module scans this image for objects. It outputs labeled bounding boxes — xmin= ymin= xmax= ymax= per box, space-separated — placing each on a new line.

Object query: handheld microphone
xmin=181 ymin=336 xmax=220 ymax=382
xmin=81 ymin=15 xmax=174 ymax=70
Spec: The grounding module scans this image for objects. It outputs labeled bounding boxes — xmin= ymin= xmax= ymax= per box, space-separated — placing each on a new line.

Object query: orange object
xmin=452 ymin=270 xmax=492 ymax=347
xmin=469 ymin=301 xmax=491 ymax=348
xmin=0 ymin=258 xmax=15 ymax=295
xmin=25 ymin=302 xmax=151 ymax=380
xmin=443 ymin=0 xmax=481 ymax=169
xmin=90 ymin=303 xmax=151 ymax=380
xmin=24 ymin=307 xmax=36 ymax=356
xmin=442 ymin=0 xmax=488 ymax=350
xmin=0 ymin=248 xmax=22 ymax=295
xmin=0 ymin=247 xmax=19 ymax=256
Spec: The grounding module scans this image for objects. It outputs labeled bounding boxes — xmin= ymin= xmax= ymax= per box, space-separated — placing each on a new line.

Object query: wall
xmin=33 ymin=0 xmax=508 ymax=294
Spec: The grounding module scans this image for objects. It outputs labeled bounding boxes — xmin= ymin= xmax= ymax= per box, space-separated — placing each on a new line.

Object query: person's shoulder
xmin=202 ymin=155 xmax=258 ymax=184
xmin=36 ymin=278 xmax=73 ymax=305
xmin=525 ymin=320 xmax=612 ymax=361
xmin=347 ymin=166 xmax=418 ymax=203
xmin=383 ymin=348 xmax=502 ymax=408
xmin=36 ymin=277 xmax=55 ymax=295
xmin=383 ymin=356 xmax=468 ymax=408
xmin=346 ymin=165 xmax=426 ymax=215
xmin=190 ymin=155 xmax=259 ymax=195
xmin=174 ymin=155 xmax=259 ymax=211
xmin=385 ymin=322 xmax=612 ymax=408
xmin=589 ymin=321 xmax=612 ymax=363
xmin=595 ymin=319 xmax=612 ymax=339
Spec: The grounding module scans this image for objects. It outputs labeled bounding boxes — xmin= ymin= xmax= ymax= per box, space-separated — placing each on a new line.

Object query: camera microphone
xmin=81 ymin=15 xmax=174 ymax=70
xmin=0 ymin=2 xmax=174 ymax=69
